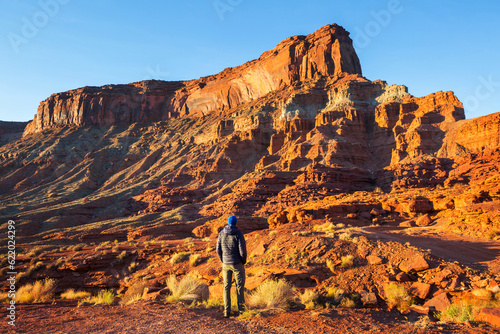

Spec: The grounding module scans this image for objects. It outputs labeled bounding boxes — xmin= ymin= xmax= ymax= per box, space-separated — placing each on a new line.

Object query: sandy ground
xmin=1 ymin=300 xmax=496 ymax=334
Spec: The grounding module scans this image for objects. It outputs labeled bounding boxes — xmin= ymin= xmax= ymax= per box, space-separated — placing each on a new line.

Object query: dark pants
xmin=223 ymin=263 xmax=245 ymax=315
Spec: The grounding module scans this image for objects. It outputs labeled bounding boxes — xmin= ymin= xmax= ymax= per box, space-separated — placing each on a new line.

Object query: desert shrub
xmin=326 ymin=287 xmax=345 ymax=304
xmin=338 ymin=232 xmax=353 ymax=242
xmin=341 ymin=255 xmax=354 ymax=268
xmin=15 ymin=279 xmax=56 ymax=303
xmin=313 ymin=222 xmax=335 ymax=234
xmin=170 ymin=252 xmax=189 ymax=265
xmin=189 ymin=254 xmax=203 ymax=267
xmin=0 ymin=292 xmax=9 ymax=304
xmin=339 ymin=297 xmax=356 ymax=308
xmin=326 ymin=259 xmax=337 ymax=272
xmin=84 ymin=290 xmax=115 ymax=305
xmin=238 ymin=309 xmax=261 ymax=320
xmin=203 ymin=296 xmax=223 ymax=309
xmin=384 ymin=283 xmax=413 ymax=312
xmin=128 ymin=262 xmax=138 ymax=272
xmin=439 ymin=301 xmax=474 ymax=323
xmin=61 ymin=289 xmax=91 ymax=300
xmin=247 ymin=279 xmax=295 ymax=310
xmin=120 ymin=280 xmax=149 ymax=305
xmin=116 ymin=251 xmax=128 ymax=263
xmin=166 ymin=275 xmax=209 ymax=303
xmin=69 ymin=243 xmax=86 ymax=251
xmin=27 ymin=247 xmax=44 ymax=258
xmin=300 ymin=289 xmax=320 ymax=309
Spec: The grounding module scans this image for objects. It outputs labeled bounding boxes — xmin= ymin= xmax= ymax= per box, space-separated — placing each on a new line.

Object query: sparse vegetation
xmin=326 ymin=259 xmax=337 ymax=272
xmin=120 ymin=280 xmax=148 ymax=305
xmin=69 ymin=243 xmax=86 ymax=251
xmin=83 ymin=290 xmax=115 ymax=305
xmin=384 ymin=283 xmax=413 ymax=312
xmin=61 ymin=289 xmax=91 ymax=300
xmin=339 ymin=296 xmax=356 ymax=308
xmin=326 ymin=287 xmax=345 ymax=305
xmin=247 ymin=279 xmax=295 ymax=310
xmin=166 ymin=275 xmax=209 ymax=303
xmin=300 ymin=289 xmax=320 ymax=309
xmin=189 ymin=254 xmax=203 ymax=267
xmin=340 ymin=255 xmax=354 ymax=268
xmin=170 ymin=252 xmax=189 ymax=265
xmin=15 ymin=279 xmax=56 ymax=303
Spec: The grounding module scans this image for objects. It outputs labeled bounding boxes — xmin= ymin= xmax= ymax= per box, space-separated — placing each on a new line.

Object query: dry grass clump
xmin=326 ymin=287 xmax=345 ymax=305
xmin=300 ymin=289 xmax=321 ymax=309
xmin=15 ymin=279 xmax=56 ymax=303
xmin=83 ymin=290 xmax=115 ymax=305
xmin=68 ymin=243 xmax=86 ymax=251
xmin=170 ymin=252 xmax=189 ymax=265
xmin=247 ymin=279 xmax=296 ymax=310
xmin=120 ymin=280 xmax=149 ymax=305
xmin=326 ymin=259 xmax=337 ymax=272
xmin=440 ymin=294 xmax=500 ymax=323
xmin=384 ymin=283 xmax=413 ymax=312
xmin=166 ymin=275 xmax=209 ymax=303
xmin=61 ymin=289 xmax=91 ymax=300
xmin=189 ymin=254 xmax=203 ymax=267
xmin=341 ymin=255 xmax=354 ymax=268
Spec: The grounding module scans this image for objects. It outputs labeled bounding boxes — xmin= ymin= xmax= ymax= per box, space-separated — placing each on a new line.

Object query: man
xmin=216 ymin=215 xmax=247 ymax=318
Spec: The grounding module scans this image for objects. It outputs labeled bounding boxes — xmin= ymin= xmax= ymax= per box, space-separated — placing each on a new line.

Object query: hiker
xmin=216 ymin=215 xmax=247 ymax=318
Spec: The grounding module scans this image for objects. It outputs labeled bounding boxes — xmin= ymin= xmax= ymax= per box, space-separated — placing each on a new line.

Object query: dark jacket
xmin=216 ymin=225 xmax=247 ymax=265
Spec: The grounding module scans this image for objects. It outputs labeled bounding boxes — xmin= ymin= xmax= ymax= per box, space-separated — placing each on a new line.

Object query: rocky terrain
xmin=0 ymin=23 xmax=499 ymax=333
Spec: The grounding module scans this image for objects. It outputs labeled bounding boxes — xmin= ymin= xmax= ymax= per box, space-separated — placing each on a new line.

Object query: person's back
xmin=216 ymin=216 xmax=247 ymax=317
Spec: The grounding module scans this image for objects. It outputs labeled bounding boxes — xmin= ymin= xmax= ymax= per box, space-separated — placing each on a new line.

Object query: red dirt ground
xmin=1 ymin=300 xmax=496 ymax=334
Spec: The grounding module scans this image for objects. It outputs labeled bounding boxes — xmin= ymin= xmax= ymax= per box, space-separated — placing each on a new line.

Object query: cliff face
xmin=23 ymin=24 xmax=361 ymax=136
xmin=2 ymin=23 xmax=499 ymax=247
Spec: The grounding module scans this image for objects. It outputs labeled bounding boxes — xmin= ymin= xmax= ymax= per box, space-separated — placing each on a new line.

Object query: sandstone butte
xmin=1 ymin=23 xmax=500 ymax=331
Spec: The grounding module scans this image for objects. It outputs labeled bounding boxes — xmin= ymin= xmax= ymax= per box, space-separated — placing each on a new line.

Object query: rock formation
xmin=1 ymin=22 xmax=499 ymax=246
xmin=23 ymin=24 xmax=361 ymax=136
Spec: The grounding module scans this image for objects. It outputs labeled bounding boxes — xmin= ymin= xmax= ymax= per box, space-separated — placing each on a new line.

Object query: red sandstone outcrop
xmin=23 ymin=24 xmax=361 ymax=136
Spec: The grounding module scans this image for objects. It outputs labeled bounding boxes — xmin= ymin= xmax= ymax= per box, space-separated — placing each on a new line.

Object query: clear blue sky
xmin=1 ymin=0 xmax=499 ymax=122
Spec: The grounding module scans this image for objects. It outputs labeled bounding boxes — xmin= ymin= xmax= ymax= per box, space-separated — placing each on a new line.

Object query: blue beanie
xmin=228 ymin=215 xmax=237 ymax=225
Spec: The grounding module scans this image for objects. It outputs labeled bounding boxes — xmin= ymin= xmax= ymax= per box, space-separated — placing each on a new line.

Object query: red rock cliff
xmin=23 ymin=24 xmax=361 ymax=136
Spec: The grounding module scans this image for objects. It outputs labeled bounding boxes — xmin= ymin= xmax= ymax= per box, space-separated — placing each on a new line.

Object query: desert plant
xmin=69 ymin=243 xmax=86 ymax=251
xmin=339 ymin=296 xmax=356 ymax=308
xmin=247 ymin=279 xmax=296 ymax=310
xmin=341 ymin=255 xmax=354 ymax=268
xmin=189 ymin=254 xmax=203 ymax=267
xmin=170 ymin=252 xmax=189 ymax=265
xmin=384 ymin=283 xmax=413 ymax=312
xmin=120 ymin=280 xmax=149 ymax=305
xmin=166 ymin=275 xmax=209 ymax=303
xmin=15 ymin=279 xmax=56 ymax=303
xmin=326 ymin=259 xmax=337 ymax=272
xmin=439 ymin=301 xmax=474 ymax=323
xmin=300 ymin=289 xmax=320 ymax=309
xmin=116 ymin=251 xmax=128 ymax=263
xmin=128 ymin=262 xmax=138 ymax=272
xmin=326 ymin=287 xmax=345 ymax=304
xmin=338 ymin=232 xmax=353 ymax=242
xmin=61 ymin=289 xmax=91 ymax=300
xmin=84 ymin=290 xmax=115 ymax=305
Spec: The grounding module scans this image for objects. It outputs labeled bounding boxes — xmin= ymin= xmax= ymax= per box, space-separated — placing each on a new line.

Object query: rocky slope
xmin=1 ymin=23 xmax=500 ymax=331
xmin=0 ymin=121 xmax=28 ymax=147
